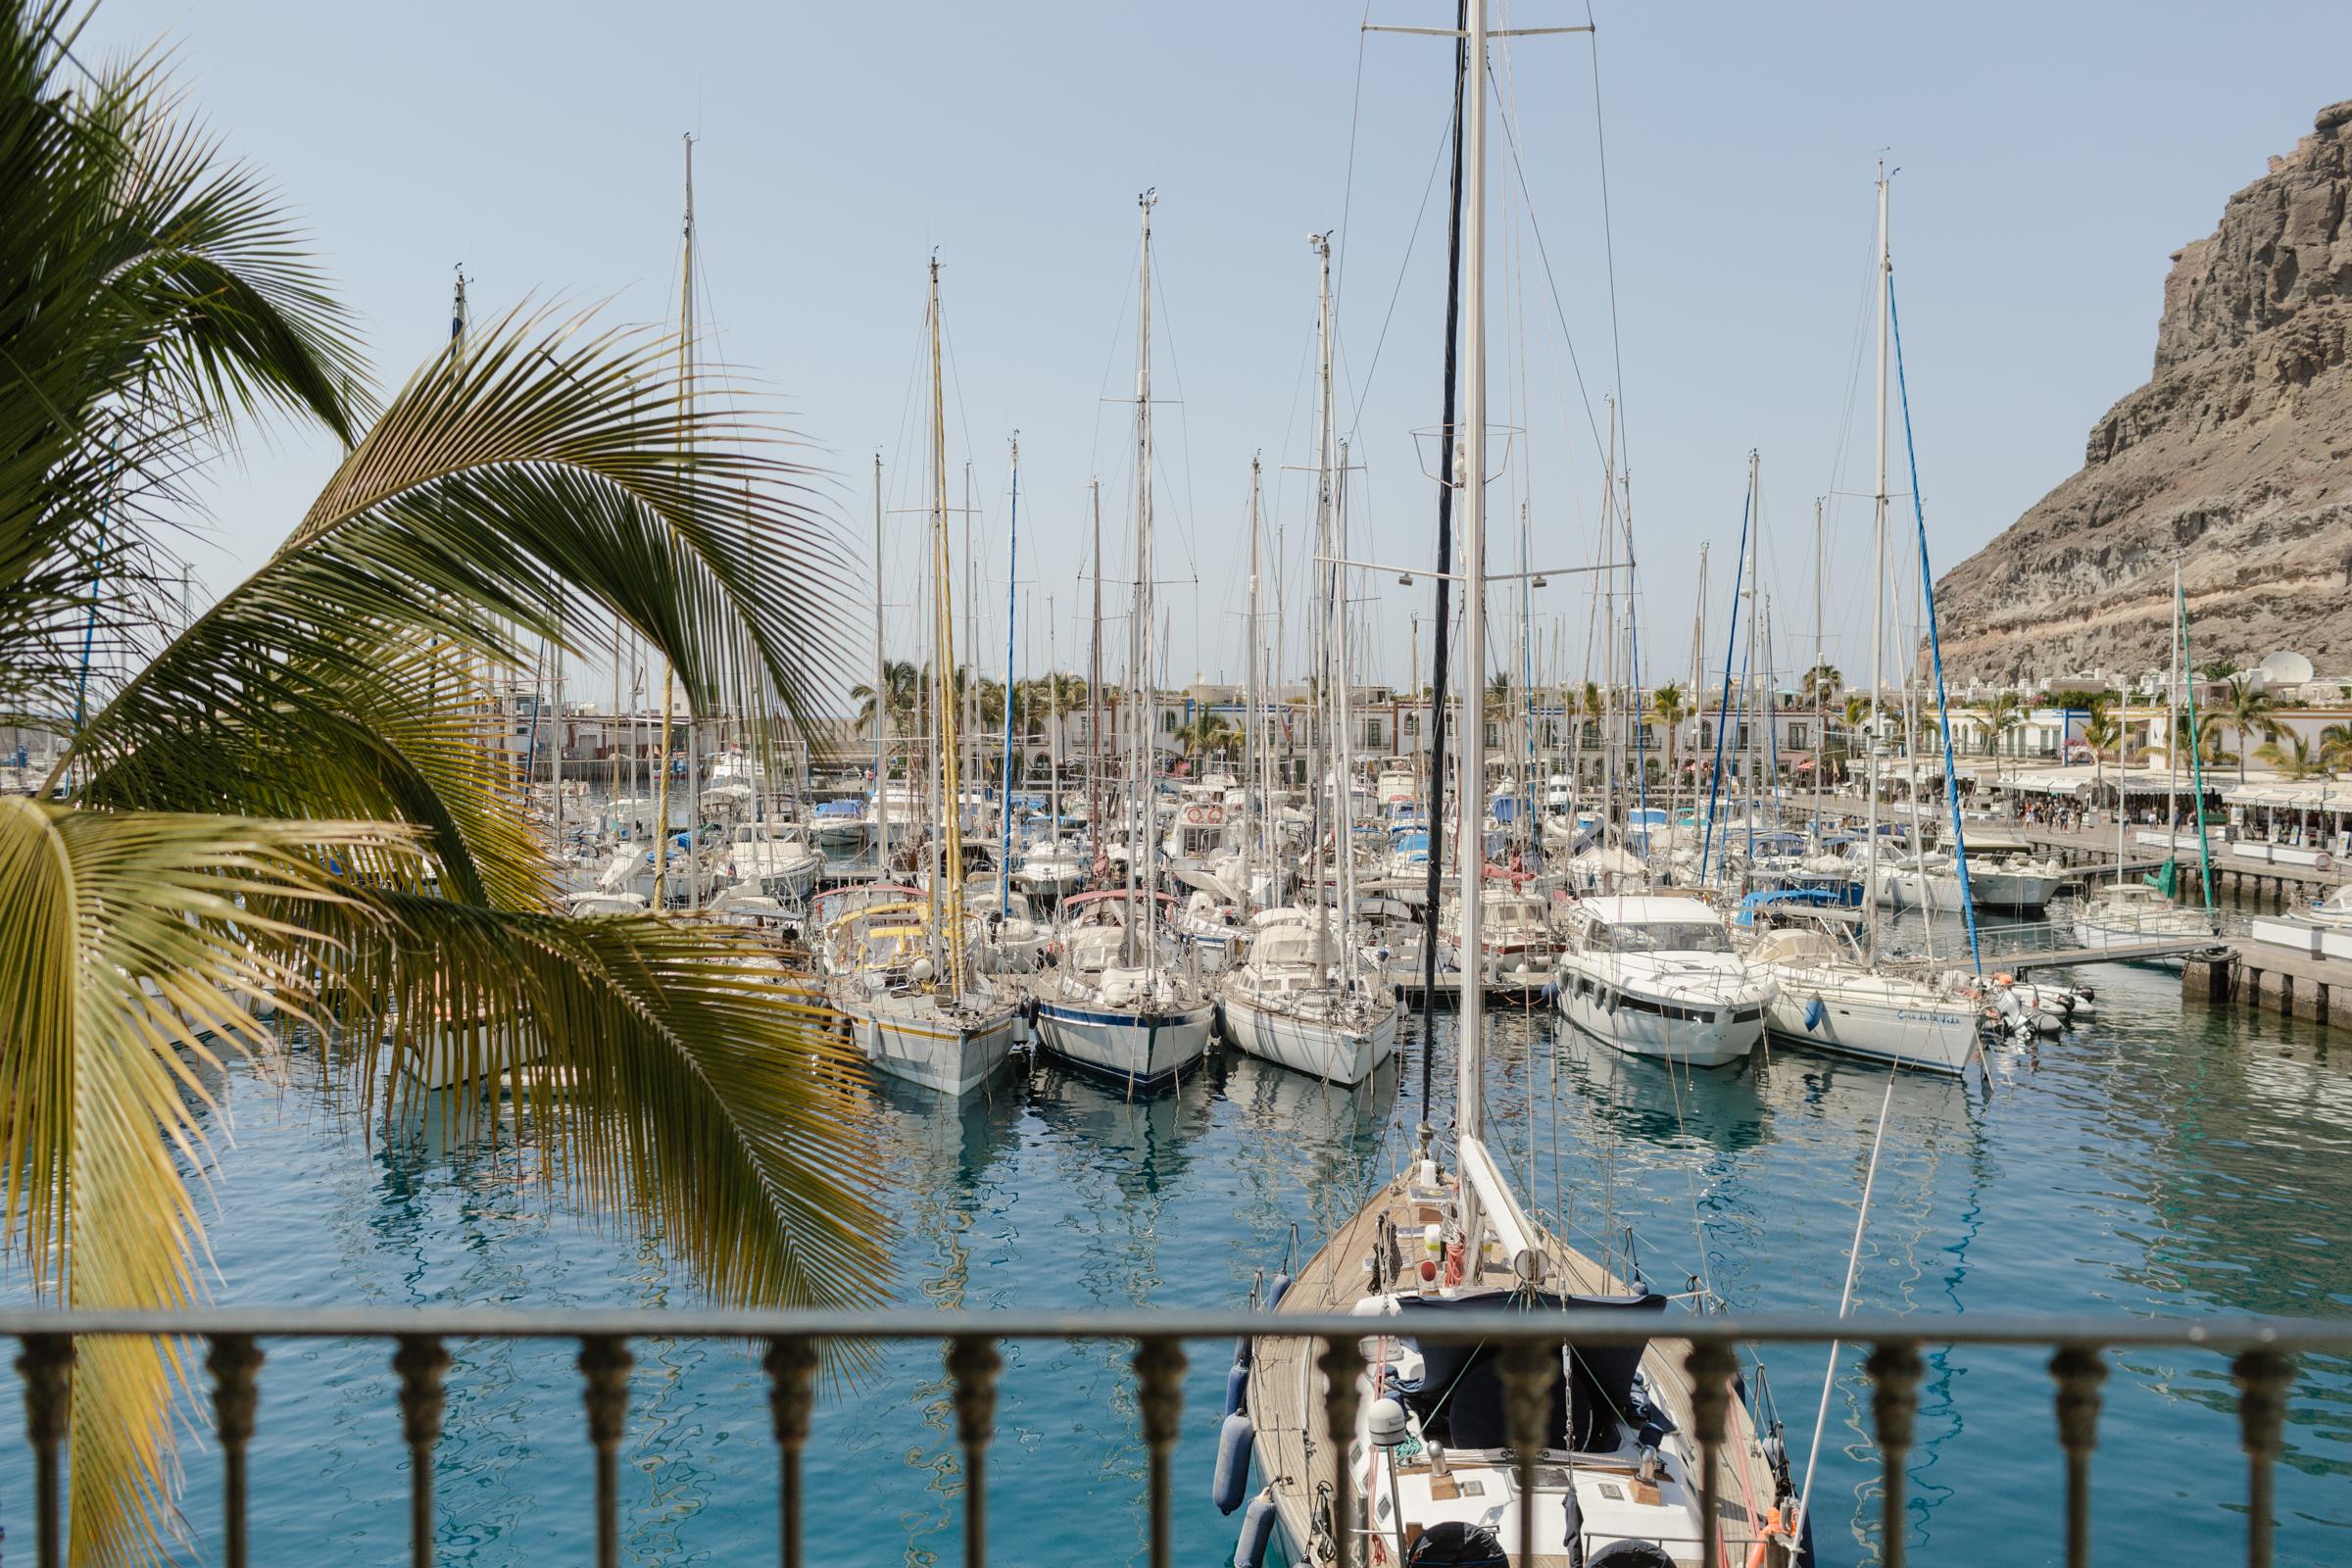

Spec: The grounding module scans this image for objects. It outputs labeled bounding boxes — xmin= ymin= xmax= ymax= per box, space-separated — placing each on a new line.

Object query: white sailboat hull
xmin=840 ymin=999 xmax=1018 ymax=1097
xmin=1032 ymin=998 xmax=1211 ymax=1093
xmin=1762 ymin=979 xmax=1980 ymax=1074
xmin=1218 ymin=989 xmax=1398 ymax=1086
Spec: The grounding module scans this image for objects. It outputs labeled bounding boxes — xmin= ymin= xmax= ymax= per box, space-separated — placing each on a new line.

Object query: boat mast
xmin=1002 ymin=436 xmax=1021 ymax=916
xmin=1089 ymin=480 xmax=1104 ymax=879
xmin=654 ymin=135 xmax=694 ymax=909
xmin=1455 ymin=0 xmax=1491 ymax=1149
xmin=1130 ymin=190 xmax=1161 ymax=967
xmin=1744 ymin=449 xmax=1762 ymax=865
xmin=1812 ymin=496 xmax=1824 ymax=837
xmin=1334 ymin=434 xmax=1362 ymax=985
xmin=1417 ymin=0 xmax=1468 ymax=1144
xmin=928 ymin=258 xmax=968 ymax=997
xmin=873 ymin=455 xmax=891 ymax=871
xmin=2167 ymin=558 xmax=2181 ymax=867
xmin=1311 ymin=230 xmax=1339 ymax=968
xmin=1248 ymin=456 xmax=1268 ymax=908
xmin=1864 ymin=165 xmax=1890 ymax=966
xmin=1047 ymin=597 xmax=1060 ymax=869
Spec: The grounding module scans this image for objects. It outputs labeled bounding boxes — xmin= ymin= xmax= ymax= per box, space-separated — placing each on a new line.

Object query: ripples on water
xmin=2 ymin=938 xmax=2349 ymax=1565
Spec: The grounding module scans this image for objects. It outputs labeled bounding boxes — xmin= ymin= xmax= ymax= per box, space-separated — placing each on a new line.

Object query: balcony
xmin=4 ymin=1305 xmax=2340 ymax=1568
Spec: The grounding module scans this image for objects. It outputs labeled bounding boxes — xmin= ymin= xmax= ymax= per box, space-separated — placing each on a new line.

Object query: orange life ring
xmin=1185 ymin=805 xmax=1206 ymax=824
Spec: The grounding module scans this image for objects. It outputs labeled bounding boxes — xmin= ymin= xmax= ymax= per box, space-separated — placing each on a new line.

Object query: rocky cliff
xmin=1935 ymin=101 xmax=2352 ymax=685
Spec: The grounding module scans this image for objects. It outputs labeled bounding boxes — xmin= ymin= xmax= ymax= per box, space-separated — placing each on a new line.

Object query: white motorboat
xmin=2302 ymin=882 xmax=2352 ymax=928
xmin=1553 ymin=894 xmax=1774 ymax=1067
xmin=723 ymin=821 xmax=823 ymax=901
xmin=1010 ymin=835 xmax=1090 ymax=903
xmin=1216 ymin=907 xmax=1398 ymax=1085
xmin=1964 ymin=838 xmax=2069 ymax=912
xmin=1874 ymin=850 xmax=1965 ymax=912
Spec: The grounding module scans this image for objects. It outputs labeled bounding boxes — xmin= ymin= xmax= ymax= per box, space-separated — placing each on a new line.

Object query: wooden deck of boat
xmin=1251 ymin=1175 xmax=1785 ymax=1568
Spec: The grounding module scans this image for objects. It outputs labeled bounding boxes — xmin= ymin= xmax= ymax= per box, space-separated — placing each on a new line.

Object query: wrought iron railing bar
xmin=579 ymin=1336 xmax=631 ymax=1568
xmin=1136 ymin=1338 xmax=1187 ymax=1568
xmin=18 ymin=1333 xmax=72 ymax=1568
xmin=948 ymin=1336 xmax=1002 ymax=1568
xmin=2233 ymin=1348 xmax=2294 ymax=1568
xmin=764 ymin=1337 xmax=816 ymax=1568
xmin=1687 ymin=1342 xmax=1736 ymax=1568
xmin=1867 ymin=1342 xmax=1924 ymax=1568
xmin=3 ymin=1306 xmax=2344 ymax=1349
xmin=207 ymin=1335 xmax=262 ymax=1568
xmin=2050 ymin=1344 xmax=2105 ymax=1568
xmin=1316 ymin=1337 xmax=1363 ymax=1568
xmin=394 ymin=1335 xmax=450 ymax=1568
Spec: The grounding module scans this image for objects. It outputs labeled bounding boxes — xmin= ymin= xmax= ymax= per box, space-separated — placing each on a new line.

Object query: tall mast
xmin=1333 ymin=427 xmax=1362 ymax=982
xmin=1812 ymin=496 xmax=1825 ymax=836
xmin=1310 ymin=231 xmax=1338 ymax=967
xmin=654 ymin=135 xmax=694 ymax=910
xmin=2168 ymin=558 xmax=2181 ymax=856
xmin=928 ymin=258 xmax=968 ymax=996
xmin=1047 ymin=596 xmax=1060 ymax=868
xmin=1864 ymin=165 xmax=1890 ymax=965
xmin=1248 ymin=456 xmax=1268 ymax=906
xmin=1455 ymin=0 xmax=1491 ymax=1147
xmin=873 ymin=454 xmax=891 ymax=870
xmin=1130 ymin=189 xmax=1160 ymax=966
xmin=1418 ymin=0 xmax=1468 ymax=1142
xmin=1744 ymin=450 xmax=1763 ymax=858
xmin=1089 ymin=480 xmax=1104 ymax=874
xmin=1001 ymin=436 xmax=1021 ymax=917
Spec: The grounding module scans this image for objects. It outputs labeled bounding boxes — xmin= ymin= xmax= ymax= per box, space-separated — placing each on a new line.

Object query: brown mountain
xmin=1936 ymin=101 xmax=2352 ymax=686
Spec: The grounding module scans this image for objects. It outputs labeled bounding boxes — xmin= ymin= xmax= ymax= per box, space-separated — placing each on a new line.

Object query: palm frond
xmin=319 ymin=897 xmax=894 ymax=1315
xmin=65 ymin=306 xmax=841 ymax=905
xmin=0 ymin=797 xmax=407 ymax=1568
xmin=0 ymin=0 xmax=368 ymax=724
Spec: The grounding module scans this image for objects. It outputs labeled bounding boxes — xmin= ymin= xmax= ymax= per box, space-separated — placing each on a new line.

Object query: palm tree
xmin=1800 ymin=662 xmax=1841 ymax=706
xmin=1984 ymin=690 xmax=2028 ymax=778
xmin=2081 ymin=698 xmax=2121 ymax=810
xmin=1 ymin=12 xmax=883 ymax=1560
xmin=1176 ymin=711 xmax=1240 ymax=760
xmin=1486 ymin=669 xmax=1513 ymax=715
xmin=1834 ymin=692 xmax=1875 ymax=783
xmin=1651 ymin=683 xmax=1688 ymax=799
xmin=2255 ymin=731 xmax=2316 ymax=779
xmin=2223 ymin=675 xmax=2279 ymax=784
xmin=2320 ymin=721 xmax=2352 ymax=775
xmin=850 ymin=659 xmax=919 ymax=737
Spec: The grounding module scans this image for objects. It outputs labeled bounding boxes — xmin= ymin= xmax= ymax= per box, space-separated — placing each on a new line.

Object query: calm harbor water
xmin=4 ymin=917 xmax=2349 ymax=1565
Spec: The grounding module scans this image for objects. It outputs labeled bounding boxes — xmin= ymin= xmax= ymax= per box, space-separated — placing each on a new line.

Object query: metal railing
xmin=5 ymin=1306 xmax=2344 ymax=1568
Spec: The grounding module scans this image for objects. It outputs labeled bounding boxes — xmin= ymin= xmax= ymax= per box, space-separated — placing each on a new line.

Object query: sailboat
xmin=2072 ymin=563 xmax=2221 ymax=961
xmin=1240 ymin=12 xmax=1793 ymax=1563
xmin=1030 ymin=193 xmax=1215 ymax=1093
xmin=827 ymin=260 xmax=1019 ymax=1097
xmin=1744 ymin=170 xmax=1986 ymax=1077
xmin=1217 ymin=235 xmax=1400 ymax=1087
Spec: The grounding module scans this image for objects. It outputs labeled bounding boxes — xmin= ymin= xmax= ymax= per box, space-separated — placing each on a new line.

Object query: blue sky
xmin=98 ymin=0 xmax=2352 ymax=707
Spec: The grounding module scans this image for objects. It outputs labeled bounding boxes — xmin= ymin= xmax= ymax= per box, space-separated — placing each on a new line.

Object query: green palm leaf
xmin=0 ymin=798 xmax=408 ymax=1568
